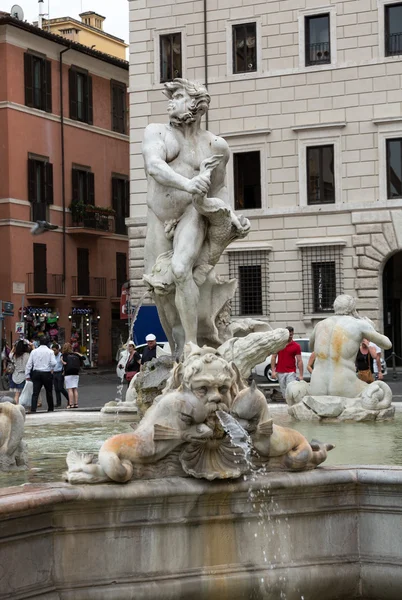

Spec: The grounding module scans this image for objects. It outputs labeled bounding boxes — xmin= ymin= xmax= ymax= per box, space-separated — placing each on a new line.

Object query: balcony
xmin=68 ymin=203 xmax=115 ymax=237
xmin=386 ymin=32 xmax=402 ymax=56
xmin=71 ymin=276 xmax=107 ymax=299
xmin=27 ymin=273 xmax=65 ymax=298
xmin=305 ymin=41 xmax=330 ymax=66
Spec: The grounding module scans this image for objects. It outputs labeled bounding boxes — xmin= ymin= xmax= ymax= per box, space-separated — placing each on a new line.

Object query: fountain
xmin=1 ymin=79 xmax=402 ymax=600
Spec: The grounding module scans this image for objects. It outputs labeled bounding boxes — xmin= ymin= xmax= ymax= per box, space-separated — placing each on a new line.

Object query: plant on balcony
xmin=69 ymin=201 xmax=115 ymax=224
xmin=69 ymin=200 xmax=87 ymax=224
xmin=85 ymin=205 xmax=116 ymax=216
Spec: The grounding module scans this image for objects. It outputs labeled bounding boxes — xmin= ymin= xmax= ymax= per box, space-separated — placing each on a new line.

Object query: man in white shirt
xmin=25 ymin=337 xmax=57 ymax=412
xmin=369 ymin=341 xmax=383 ymax=380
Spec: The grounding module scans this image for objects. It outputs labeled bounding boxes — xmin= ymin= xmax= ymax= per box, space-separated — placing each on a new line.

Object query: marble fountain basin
xmin=1 ymin=408 xmax=402 ymax=600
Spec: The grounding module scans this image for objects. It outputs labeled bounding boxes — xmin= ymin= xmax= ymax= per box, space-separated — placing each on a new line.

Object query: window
xmin=386 ymin=138 xmax=402 ymax=198
xmin=307 ymin=145 xmax=335 ymax=205
xmin=111 ymin=80 xmax=127 ymax=134
xmin=28 ymin=156 xmax=53 ymax=221
xmin=72 ymin=167 xmax=95 ymax=205
xmin=305 ymin=14 xmax=330 ymax=66
xmin=33 ymin=243 xmax=47 ymax=294
xmin=77 ymin=248 xmax=90 ymax=296
xmin=160 ymin=33 xmax=182 ymax=82
xmin=301 ymin=246 xmax=343 ymax=314
xmin=116 ymin=252 xmax=127 ymax=297
xmin=228 ymin=250 xmax=269 ymax=316
xmin=24 ymin=53 xmax=52 ymax=112
xmin=232 ymin=23 xmax=257 ymax=73
xmin=112 ymin=176 xmax=129 ymax=234
xmin=385 ymin=3 xmax=402 ymax=55
xmin=234 ymin=151 xmax=261 ymax=210
xmin=69 ymin=67 xmax=93 ymax=124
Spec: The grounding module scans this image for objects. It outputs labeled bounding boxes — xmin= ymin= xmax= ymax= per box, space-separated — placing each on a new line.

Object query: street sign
xmin=0 ymin=301 xmax=14 ymax=317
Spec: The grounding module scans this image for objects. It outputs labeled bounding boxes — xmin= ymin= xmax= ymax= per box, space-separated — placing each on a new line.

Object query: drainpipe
xmin=59 ymin=47 xmax=70 ymax=287
xmin=203 ymin=0 xmax=208 ymax=129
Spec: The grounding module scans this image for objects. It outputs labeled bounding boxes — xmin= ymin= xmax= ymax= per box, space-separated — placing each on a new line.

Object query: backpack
xmin=66 ymin=353 xmax=81 ymax=371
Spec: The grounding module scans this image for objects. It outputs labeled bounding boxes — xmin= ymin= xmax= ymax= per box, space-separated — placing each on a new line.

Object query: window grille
xmin=232 ymin=23 xmax=257 ymax=73
xmin=228 ymin=250 xmax=269 ymax=316
xmin=385 ymin=3 xmax=402 ymax=56
xmin=301 ymin=245 xmax=343 ymax=314
xmin=305 ymin=14 xmax=331 ymax=66
xmin=160 ymin=33 xmax=182 ymax=82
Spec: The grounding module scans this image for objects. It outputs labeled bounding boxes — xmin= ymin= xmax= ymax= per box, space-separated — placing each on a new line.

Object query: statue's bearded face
xmin=167 ymin=89 xmax=195 ymax=123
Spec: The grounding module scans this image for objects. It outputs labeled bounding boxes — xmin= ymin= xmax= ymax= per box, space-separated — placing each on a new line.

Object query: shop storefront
xmin=69 ymin=308 xmax=100 ymax=367
xmin=22 ymin=306 xmax=65 ymax=346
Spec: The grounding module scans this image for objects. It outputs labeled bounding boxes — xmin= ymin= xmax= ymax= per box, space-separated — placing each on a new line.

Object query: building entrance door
xmin=382 ymin=252 xmax=402 ymax=366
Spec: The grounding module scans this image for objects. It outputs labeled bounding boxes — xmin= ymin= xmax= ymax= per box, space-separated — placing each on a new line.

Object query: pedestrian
xmin=9 ymin=340 xmax=31 ymax=404
xmin=368 ymin=341 xmax=384 ymax=380
xmin=141 ymin=333 xmax=158 ymax=364
xmin=52 ymin=343 xmax=69 ymax=408
xmin=61 ymin=343 xmax=83 ymax=409
xmin=271 ymin=326 xmax=303 ymax=399
xmin=119 ymin=341 xmax=141 ymax=384
xmin=356 ymin=339 xmax=377 ymax=384
xmin=25 ymin=337 xmax=57 ymax=413
xmin=1 ymin=339 xmax=11 ymax=374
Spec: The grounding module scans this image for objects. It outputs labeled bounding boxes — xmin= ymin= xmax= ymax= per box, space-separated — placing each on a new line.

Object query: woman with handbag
xmin=356 ymin=339 xmax=377 ymax=384
xmin=121 ymin=342 xmax=141 ymax=386
xmin=9 ymin=340 xmax=31 ymax=404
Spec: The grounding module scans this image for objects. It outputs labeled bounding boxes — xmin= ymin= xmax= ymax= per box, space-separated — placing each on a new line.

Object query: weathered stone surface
xmin=3 ymin=469 xmax=402 ymax=599
xmin=358 ymin=255 xmax=381 ymax=271
xmin=101 ymin=402 xmax=139 ymax=415
xmin=288 ymin=402 xmax=321 ymax=421
xmin=352 ymin=234 xmax=370 ymax=246
xmin=304 ymin=395 xmax=344 ymax=417
xmin=365 ymin=245 xmax=387 ymax=263
xmin=352 ymin=210 xmax=391 ymax=224
xmin=356 ymin=223 xmax=384 ymax=234
xmin=338 ymin=407 xmax=377 ymax=421
xmin=0 ymin=401 xmax=28 ymax=471
xmin=371 ymin=233 xmax=391 ymax=257
xmin=376 ymin=406 xmax=396 ymax=420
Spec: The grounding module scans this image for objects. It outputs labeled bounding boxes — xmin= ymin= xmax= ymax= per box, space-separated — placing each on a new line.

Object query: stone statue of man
xmin=309 ymin=294 xmax=392 ymax=398
xmin=142 ymin=79 xmax=250 ymax=355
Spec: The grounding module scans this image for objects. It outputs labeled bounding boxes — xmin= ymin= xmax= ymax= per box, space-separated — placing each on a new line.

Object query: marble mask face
xmin=187 ymin=361 xmax=233 ymax=410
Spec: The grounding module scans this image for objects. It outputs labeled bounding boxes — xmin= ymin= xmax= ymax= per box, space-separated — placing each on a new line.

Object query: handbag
xmin=6 ymin=361 xmax=15 ymax=375
xmin=125 ymin=371 xmax=137 ymax=382
xmin=357 ymin=369 xmax=374 ymax=384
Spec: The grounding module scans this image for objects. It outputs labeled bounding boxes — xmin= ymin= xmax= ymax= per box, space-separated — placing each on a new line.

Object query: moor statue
xmin=142 ymin=79 xmax=250 ymax=357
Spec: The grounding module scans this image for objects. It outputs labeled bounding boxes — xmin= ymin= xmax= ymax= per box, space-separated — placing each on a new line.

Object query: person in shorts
xmin=271 ymin=326 xmax=303 ymax=399
xmin=61 ymin=343 xmax=83 ymax=408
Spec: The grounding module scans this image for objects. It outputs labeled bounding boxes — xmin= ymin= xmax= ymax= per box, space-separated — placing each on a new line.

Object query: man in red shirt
xmin=271 ymin=326 xmax=303 ymax=399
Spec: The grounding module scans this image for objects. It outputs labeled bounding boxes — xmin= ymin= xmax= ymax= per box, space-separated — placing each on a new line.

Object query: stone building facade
xmin=128 ymin=0 xmax=402 ymax=359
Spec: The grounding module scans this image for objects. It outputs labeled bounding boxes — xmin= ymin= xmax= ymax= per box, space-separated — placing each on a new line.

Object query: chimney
xmin=38 ymin=0 xmax=45 ymax=29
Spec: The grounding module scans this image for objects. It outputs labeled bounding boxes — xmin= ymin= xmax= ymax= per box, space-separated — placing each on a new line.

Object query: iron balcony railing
xmin=386 ymin=32 xmax=402 ymax=56
xmin=305 ymin=41 xmax=331 ymax=66
xmin=72 ymin=276 xmax=107 ymax=298
xmin=27 ymin=273 xmax=65 ymax=295
xmin=70 ymin=204 xmax=115 ymax=233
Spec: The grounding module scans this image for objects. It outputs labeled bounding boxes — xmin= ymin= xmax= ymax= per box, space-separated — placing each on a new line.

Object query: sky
xmin=0 ymin=0 xmax=130 ymax=42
